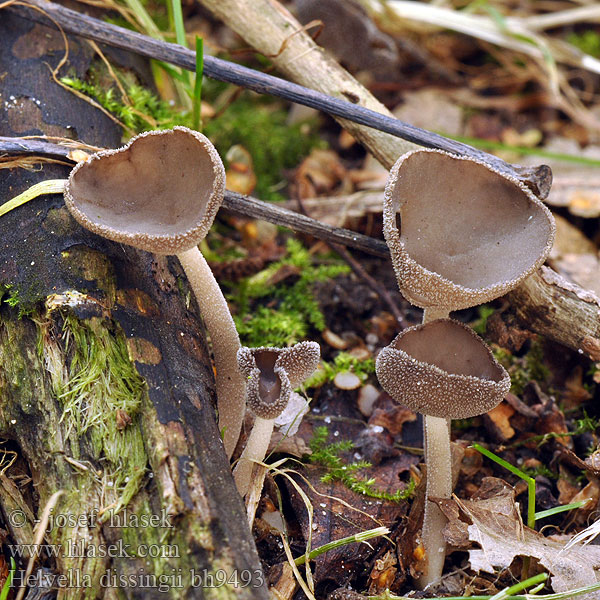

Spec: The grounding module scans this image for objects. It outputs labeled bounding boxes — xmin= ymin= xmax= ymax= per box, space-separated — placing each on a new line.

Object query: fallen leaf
xmin=369 ymin=405 xmax=417 ymax=437
xmin=484 ymin=402 xmax=516 ymax=441
xmin=225 ymin=144 xmax=257 ymax=195
xmin=442 ymin=477 xmax=600 ymax=597
xmin=563 ymin=365 xmax=593 ymax=409
xmin=536 ymin=400 xmax=572 ymax=448
xmin=368 ymin=550 xmax=397 ymax=595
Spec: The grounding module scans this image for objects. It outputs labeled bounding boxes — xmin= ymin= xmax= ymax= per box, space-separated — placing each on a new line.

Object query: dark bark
xmin=0 ymin=12 xmax=267 ymax=599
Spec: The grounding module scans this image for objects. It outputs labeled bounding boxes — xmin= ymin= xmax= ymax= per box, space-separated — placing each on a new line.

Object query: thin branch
xmin=3 ymin=0 xmax=551 ymax=197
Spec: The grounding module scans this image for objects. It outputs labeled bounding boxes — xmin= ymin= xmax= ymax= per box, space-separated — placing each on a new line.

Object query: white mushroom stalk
xmin=63 ymin=127 xmax=246 ymax=458
xmin=233 ymin=342 xmax=320 ymax=498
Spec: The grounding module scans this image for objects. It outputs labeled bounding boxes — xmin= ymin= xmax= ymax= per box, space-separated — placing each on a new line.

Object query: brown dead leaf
xmin=225 ymin=145 xmax=256 ymax=195
xmin=536 ymin=401 xmax=572 ymax=448
xmin=484 ymin=402 xmax=516 ymax=441
xmin=563 ymin=366 xmax=593 ymax=409
xmin=557 ymin=470 xmax=580 ymax=505
xmin=295 ymin=149 xmax=350 ymax=199
xmin=268 ymin=432 xmax=311 ymax=458
xmin=444 ymin=477 xmax=600 ymax=597
xmin=367 ymin=550 xmax=397 ymax=595
xmin=282 ymin=464 xmax=407 ymax=590
xmin=486 ymin=314 xmax=535 ymax=353
xmin=460 ymin=446 xmax=483 ymax=478
xmin=369 ymin=405 xmax=417 ymax=437
xmin=568 ymin=481 xmax=600 ymax=525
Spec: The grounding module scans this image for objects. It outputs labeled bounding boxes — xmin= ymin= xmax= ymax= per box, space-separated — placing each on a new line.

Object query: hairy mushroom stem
xmin=177 ymin=247 xmax=245 ymax=458
xmin=420 ymin=414 xmax=452 ymax=588
xmin=419 ymin=306 xmax=452 ymax=589
xmin=233 ymin=416 xmax=275 ymax=498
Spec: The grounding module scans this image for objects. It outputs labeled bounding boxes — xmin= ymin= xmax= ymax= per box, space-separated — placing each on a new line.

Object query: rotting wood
xmin=3 ymin=0 xmax=551 ymax=198
xmin=0 ymin=137 xmax=598 ymax=361
xmin=0 ymin=13 xmax=267 ymax=599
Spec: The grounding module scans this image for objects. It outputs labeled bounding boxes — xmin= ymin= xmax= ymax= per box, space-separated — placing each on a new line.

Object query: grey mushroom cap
xmin=238 ymin=342 xmax=320 ymax=419
xmin=64 ymin=127 xmax=226 ymax=255
xmin=375 ymin=319 xmax=510 ymax=419
xmin=383 ymin=149 xmax=556 ymax=311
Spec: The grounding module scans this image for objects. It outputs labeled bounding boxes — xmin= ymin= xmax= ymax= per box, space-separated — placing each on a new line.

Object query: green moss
xmin=567 ymin=30 xmax=600 ymax=58
xmin=304 ymin=352 xmax=375 ymax=389
xmin=55 ymin=315 xmax=148 ymax=516
xmin=204 ymin=93 xmax=324 ymax=201
xmin=61 ymin=74 xmax=187 ymax=133
xmin=0 ymin=284 xmax=37 ymax=319
xmin=230 ymin=239 xmax=349 ymax=347
xmin=308 ymin=426 xmax=413 ymax=502
xmin=493 ymin=340 xmax=549 ymax=396
xmin=472 ymin=304 xmax=495 ymax=335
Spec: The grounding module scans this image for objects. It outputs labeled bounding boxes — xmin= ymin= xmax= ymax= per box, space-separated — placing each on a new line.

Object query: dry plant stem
xmin=233 ymin=416 xmax=274 ymax=498
xmin=183 ymin=0 xmax=414 ymax=169
xmin=419 ymin=307 xmax=451 ymax=589
xmin=177 ymin=246 xmax=245 ymax=458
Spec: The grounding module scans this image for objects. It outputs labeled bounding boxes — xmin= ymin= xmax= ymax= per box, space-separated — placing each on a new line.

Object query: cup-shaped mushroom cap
xmin=383 ymin=149 xmax=556 ymax=311
xmin=238 ymin=342 xmax=320 ymax=419
xmin=64 ymin=127 xmax=225 ymax=255
xmin=375 ymin=319 xmax=510 ymax=419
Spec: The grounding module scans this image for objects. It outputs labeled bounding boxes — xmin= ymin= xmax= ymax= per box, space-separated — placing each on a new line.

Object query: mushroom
xmin=234 ymin=341 xmax=320 ymax=497
xmin=383 ymin=149 xmax=556 ymax=312
xmin=64 ymin=127 xmax=245 ymax=458
xmin=376 ymin=318 xmax=510 ymax=587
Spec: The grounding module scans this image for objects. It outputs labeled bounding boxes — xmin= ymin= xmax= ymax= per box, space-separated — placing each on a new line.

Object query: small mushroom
xmin=383 ymin=149 xmax=556 ymax=312
xmin=376 ymin=318 xmax=510 ymax=587
xmin=234 ymin=341 xmax=320 ymax=497
xmin=64 ymin=127 xmax=245 ymax=458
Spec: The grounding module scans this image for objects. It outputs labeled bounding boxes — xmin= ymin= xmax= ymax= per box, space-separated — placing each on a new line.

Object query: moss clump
xmin=308 ymin=426 xmax=413 ymax=502
xmin=204 ymin=93 xmax=324 ymax=201
xmin=230 ymin=238 xmax=349 ymax=347
xmin=304 ymin=352 xmax=375 ymax=389
xmin=493 ymin=340 xmax=549 ymax=396
xmin=0 ymin=284 xmax=36 ymax=318
xmin=61 ymin=74 xmax=186 ymax=133
xmin=567 ymin=30 xmax=600 ymax=58
xmin=55 ymin=315 xmax=148 ymax=516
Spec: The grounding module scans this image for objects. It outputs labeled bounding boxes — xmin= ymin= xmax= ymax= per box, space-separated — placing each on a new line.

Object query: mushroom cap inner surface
xmin=392 ymin=320 xmax=504 ymax=382
xmin=254 ymin=350 xmax=282 ymax=405
xmin=390 ymin=151 xmax=554 ymax=289
xmin=375 ymin=319 xmax=510 ymax=419
xmin=65 ymin=127 xmax=225 ymax=254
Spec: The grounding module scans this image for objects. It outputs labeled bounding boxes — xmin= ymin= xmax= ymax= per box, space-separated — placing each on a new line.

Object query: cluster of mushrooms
xmin=62 ymin=127 xmax=556 ymax=587
xmin=63 ymin=127 xmax=320 ymax=499
xmin=376 ymin=149 xmax=556 ymax=587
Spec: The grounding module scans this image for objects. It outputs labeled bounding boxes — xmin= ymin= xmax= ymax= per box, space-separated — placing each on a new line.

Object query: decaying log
xmin=0 ymin=12 xmax=267 ymax=599
xmin=4 ymin=0 xmax=551 ymax=197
